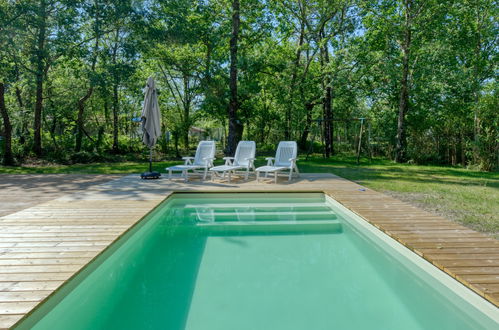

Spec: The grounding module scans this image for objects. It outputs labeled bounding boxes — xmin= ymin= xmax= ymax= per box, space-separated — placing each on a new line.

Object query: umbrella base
xmin=140 ymin=171 xmax=161 ymax=180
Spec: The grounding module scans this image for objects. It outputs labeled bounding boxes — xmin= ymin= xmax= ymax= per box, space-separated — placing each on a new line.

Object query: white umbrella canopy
xmin=140 ymin=77 xmax=161 ymax=179
xmin=141 ymin=77 xmax=161 ymax=148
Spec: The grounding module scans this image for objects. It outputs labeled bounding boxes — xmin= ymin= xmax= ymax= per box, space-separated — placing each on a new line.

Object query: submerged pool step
xmin=182 ymin=202 xmax=329 ymax=209
xmin=171 ymin=195 xmax=325 ymax=205
xmin=176 ymin=220 xmax=343 ymax=236
xmin=187 ymin=210 xmax=338 ymax=222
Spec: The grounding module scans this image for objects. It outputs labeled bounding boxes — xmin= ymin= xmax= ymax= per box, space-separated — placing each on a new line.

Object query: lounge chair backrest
xmin=233 ymin=141 xmax=256 ymax=167
xmin=274 ymin=141 xmax=297 ymax=167
xmin=193 ymin=141 xmax=216 ymax=166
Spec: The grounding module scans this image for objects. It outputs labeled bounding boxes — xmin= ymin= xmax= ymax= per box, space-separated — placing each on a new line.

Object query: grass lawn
xmin=1 ymin=155 xmax=497 ymax=238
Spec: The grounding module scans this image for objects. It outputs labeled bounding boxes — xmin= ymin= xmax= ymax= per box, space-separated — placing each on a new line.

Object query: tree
xmin=226 ymin=0 xmax=243 ymax=155
xmin=0 ymin=0 xmax=19 ymax=165
xmin=0 ymin=82 xmax=14 ymax=165
xmin=12 ymin=0 xmax=80 ymax=156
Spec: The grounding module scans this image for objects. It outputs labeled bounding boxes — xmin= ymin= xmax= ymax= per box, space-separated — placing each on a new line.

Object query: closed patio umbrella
xmin=140 ymin=77 xmax=162 ymax=179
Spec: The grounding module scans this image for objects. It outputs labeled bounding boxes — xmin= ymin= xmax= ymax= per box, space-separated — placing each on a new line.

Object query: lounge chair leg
xmin=274 ymin=172 xmax=278 ymax=184
xmin=257 ymin=171 xmax=260 ymax=182
xmin=245 ymin=168 xmax=249 ymax=181
xmin=228 ymin=171 xmax=231 ymax=183
xmin=183 ymin=170 xmax=188 ymax=182
xmin=168 ymin=170 xmax=172 ymax=180
xmin=203 ymin=168 xmax=208 ymax=180
xmin=288 ymin=169 xmax=293 ymax=181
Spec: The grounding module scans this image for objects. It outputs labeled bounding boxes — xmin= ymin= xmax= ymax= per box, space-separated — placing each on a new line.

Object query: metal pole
xmin=149 ymin=147 xmax=153 ymax=172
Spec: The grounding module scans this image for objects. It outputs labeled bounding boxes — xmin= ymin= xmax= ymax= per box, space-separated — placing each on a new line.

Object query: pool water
xmin=21 ymin=193 xmax=498 ymax=330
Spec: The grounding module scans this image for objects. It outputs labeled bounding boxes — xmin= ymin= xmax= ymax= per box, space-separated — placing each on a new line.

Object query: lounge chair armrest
xmin=289 ymin=157 xmax=298 ymax=162
xmin=265 ymin=157 xmax=275 ymax=166
xmin=202 ymin=157 xmax=215 ymax=166
xmin=223 ymin=156 xmax=234 ymax=165
xmin=182 ymin=156 xmax=194 ymax=165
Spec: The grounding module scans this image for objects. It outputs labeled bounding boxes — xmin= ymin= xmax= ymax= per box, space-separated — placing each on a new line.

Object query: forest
xmin=0 ymin=0 xmax=497 ymax=170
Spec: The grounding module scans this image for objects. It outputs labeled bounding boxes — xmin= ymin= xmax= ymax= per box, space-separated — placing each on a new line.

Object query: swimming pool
xmin=17 ymin=193 xmax=499 ymax=329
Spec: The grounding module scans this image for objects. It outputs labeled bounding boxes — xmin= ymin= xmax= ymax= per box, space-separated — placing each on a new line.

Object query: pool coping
xmin=0 ymin=173 xmax=497 ymax=329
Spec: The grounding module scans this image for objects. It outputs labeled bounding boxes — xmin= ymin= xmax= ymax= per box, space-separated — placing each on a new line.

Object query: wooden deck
xmin=0 ymin=173 xmax=497 ymax=328
xmin=0 ymin=175 xmax=122 ymax=217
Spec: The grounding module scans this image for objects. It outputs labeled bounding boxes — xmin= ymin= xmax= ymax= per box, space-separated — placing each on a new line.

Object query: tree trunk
xmin=472 ymin=4 xmax=482 ymax=163
xmin=75 ymin=87 xmax=94 ymax=152
xmin=320 ymin=30 xmax=333 ymax=158
xmin=461 ymin=132 xmax=466 ymax=167
xmin=323 ymin=87 xmax=333 ymax=157
xmin=226 ymin=0 xmax=243 ymax=156
xmin=299 ymin=102 xmax=314 ymax=150
xmin=33 ymin=1 xmax=47 ymax=157
xmin=104 ymin=96 xmax=110 ymax=127
xmin=49 ymin=114 xmax=58 ymax=150
xmin=111 ymin=31 xmax=120 ymax=153
xmin=15 ymin=87 xmax=23 ymax=109
xmin=395 ymin=0 xmax=412 ymax=163
xmin=0 ymin=83 xmax=14 ymax=165
xmin=112 ymin=82 xmax=119 ymax=152
xmin=182 ymin=74 xmax=190 ymax=151
xmin=75 ymin=2 xmax=100 ymax=152
xmin=285 ymin=17 xmax=305 ymax=141
xmin=173 ymin=130 xmax=180 ymax=158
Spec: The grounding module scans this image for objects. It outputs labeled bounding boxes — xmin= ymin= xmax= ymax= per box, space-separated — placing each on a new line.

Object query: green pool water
xmin=19 ymin=193 xmax=498 ymax=330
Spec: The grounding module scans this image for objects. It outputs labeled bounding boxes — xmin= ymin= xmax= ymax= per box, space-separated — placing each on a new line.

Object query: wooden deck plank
xmin=2 ymin=241 xmax=111 ymax=248
xmin=423 ymin=253 xmax=499 ymax=260
xmin=0 ymin=282 xmax=64 ymax=291
xmin=0 ymin=291 xmax=53 ymax=302
xmin=419 ymin=247 xmax=499 ymax=254
xmin=0 ymin=315 xmax=24 ymax=330
xmin=403 ymin=241 xmax=499 ymax=248
xmin=0 ymin=251 xmax=98 ymax=259
xmin=0 ymin=258 xmax=93 ymax=266
xmin=458 ymin=275 xmax=499 ymax=283
xmin=0 ymin=301 xmax=39 ymax=315
xmin=446 ymin=267 xmax=499 ymax=275
xmin=0 ymin=246 xmax=106 ymax=253
xmin=0 ymin=273 xmax=73 ymax=282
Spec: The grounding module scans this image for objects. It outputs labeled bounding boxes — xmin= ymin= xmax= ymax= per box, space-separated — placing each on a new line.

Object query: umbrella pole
xmin=149 ymin=147 xmax=153 ymax=172
xmin=141 ymin=146 xmax=160 ymax=179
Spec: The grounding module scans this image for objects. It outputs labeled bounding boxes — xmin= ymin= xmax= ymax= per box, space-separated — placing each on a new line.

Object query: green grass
xmin=0 ymin=161 xmax=180 ymax=174
xmin=1 ymin=155 xmax=497 ymax=238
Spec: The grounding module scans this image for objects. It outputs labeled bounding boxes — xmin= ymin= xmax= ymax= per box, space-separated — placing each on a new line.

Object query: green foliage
xmin=0 ymin=0 xmax=497 ymax=171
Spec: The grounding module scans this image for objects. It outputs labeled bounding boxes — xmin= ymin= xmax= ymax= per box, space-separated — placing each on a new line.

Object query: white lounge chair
xmin=210 ymin=141 xmax=256 ymax=183
xmin=256 ymin=141 xmax=300 ymax=183
xmin=165 ymin=140 xmax=216 ymax=181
